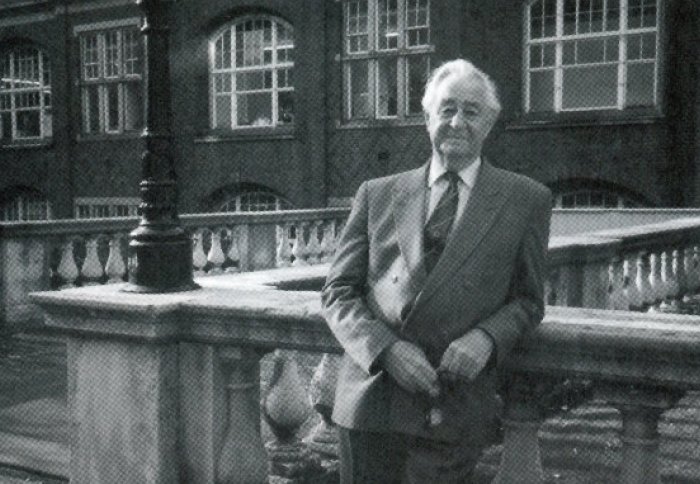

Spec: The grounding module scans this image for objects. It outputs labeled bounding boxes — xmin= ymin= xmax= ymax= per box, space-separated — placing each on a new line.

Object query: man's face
xmin=425 ymin=73 xmax=497 ymax=170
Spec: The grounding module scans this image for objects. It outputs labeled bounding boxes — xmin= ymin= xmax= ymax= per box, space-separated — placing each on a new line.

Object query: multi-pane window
xmin=78 ymin=25 xmax=143 ymax=134
xmin=210 ymin=17 xmax=294 ymax=129
xmin=525 ymin=0 xmax=660 ymax=113
xmin=0 ymin=46 xmax=52 ymax=142
xmin=74 ymin=197 xmax=139 ymax=218
xmin=0 ymin=193 xmax=51 ymax=221
xmin=217 ymin=190 xmax=291 ymax=212
xmin=343 ymin=0 xmax=432 ymax=121
xmin=554 ymin=189 xmax=638 ymax=208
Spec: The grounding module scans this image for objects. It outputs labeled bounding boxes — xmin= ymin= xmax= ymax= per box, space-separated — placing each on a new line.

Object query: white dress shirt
xmin=426 ymin=156 xmax=482 ymax=225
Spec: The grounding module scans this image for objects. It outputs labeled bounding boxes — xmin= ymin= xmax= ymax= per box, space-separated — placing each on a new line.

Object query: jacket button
xmin=392 ymin=275 xmax=399 ymax=283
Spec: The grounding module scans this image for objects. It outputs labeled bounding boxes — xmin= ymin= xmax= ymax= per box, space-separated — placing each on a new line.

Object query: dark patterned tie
xmin=424 ymin=171 xmax=460 ymax=275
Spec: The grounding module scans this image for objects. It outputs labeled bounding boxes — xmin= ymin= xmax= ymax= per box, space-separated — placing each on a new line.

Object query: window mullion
xmin=272 ymin=22 xmax=278 ymax=127
xmin=618 ymin=0 xmax=628 ymax=109
xmin=554 ymin=0 xmax=564 ymax=112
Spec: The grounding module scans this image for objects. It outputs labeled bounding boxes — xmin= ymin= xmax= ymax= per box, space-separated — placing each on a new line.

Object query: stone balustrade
xmin=30 ymin=265 xmax=700 ymax=484
xmin=0 ymin=209 xmax=347 ymax=331
xmin=546 ymin=217 xmax=700 ymax=312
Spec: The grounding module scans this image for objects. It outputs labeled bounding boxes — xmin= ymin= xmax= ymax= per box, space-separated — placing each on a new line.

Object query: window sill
xmin=335 ymin=117 xmax=425 ymax=130
xmin=194 ymin=127 xmax=295 ymax=143
xmin=505 ymin=109 xmax=665 ymax=131
xmin=1 ymin=139 xmax=54 ymax=150
xmin=76 ymin=132 xmax=143 ymax=142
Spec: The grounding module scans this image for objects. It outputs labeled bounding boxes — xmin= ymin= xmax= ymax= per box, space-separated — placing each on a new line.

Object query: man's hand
xmin=438 ymin=329 xmax=494 ymax=383
xmin=381 ymin=341 xmax=440 ymax=398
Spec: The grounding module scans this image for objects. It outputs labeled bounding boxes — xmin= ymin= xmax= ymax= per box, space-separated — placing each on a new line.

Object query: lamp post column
xmin=124 ymin=0 xmax=197 ymax=293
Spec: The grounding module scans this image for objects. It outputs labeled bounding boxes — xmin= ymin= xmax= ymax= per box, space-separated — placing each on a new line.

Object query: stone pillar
xmin=493 ymin=373 xmax=545 ymax=484
xmin=597 ymin=383 xmax=684 ymax=484
xmin=68 ymin=338 xmax=180 ymax=484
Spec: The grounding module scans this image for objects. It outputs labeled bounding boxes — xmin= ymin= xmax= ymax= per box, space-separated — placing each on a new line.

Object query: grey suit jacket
xmin=321 ymin=160 xmax=552 ymax=443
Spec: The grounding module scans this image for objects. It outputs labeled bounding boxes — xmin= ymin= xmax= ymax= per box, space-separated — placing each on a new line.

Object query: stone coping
xmin=30 ymin=266 xmax=700 ymax=390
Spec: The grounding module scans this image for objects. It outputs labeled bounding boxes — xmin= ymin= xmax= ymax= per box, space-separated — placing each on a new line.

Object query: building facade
xmin=0 ymin=0 xmax=698 ymax=220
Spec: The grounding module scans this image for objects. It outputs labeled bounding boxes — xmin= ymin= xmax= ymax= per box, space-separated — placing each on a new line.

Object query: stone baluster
xmin=303 ymin=353 xmax=340 ymax=475
xmin=192 ymin=231 xmax=208 ymax=276
xmin=545 ymin=268 xmax=559 ymax=306
xmin=646 ymin=252 xmax=662 ymax=311
xmin=597 ymin=383 xmax=684 ymax=484
xmin=207 ymin=229 xmax=226 ymax=274
xmin=292 ymin=222 xmax=308 ymax=267
xmin=635 ymin=252 xmax=653 ymax=311
xmin=681 ymin=247 xmax=694 ymax=299
xmin=671 ymin=249 xmax=683 ymax=302
xmin=57 ymin=239 xmax=80 ymax=288
xmin=493 ymin=373 xmax=545 ymax=484
xmin=306 ymin=221 xmax=323 ymax=265
xmin=327 ymin=220 xmax=340 ymax=260
xmin=80 ymin=236 xmax=105 ymax=285
xmin=105 ymin=236 xmax=126 ymax=284
xmin=608 ymin=257 xmax=626 ymax=311
xmin=659 ymin=251 xmax=680 ymax=312
xmin=262 ymin=350 xmax=319 ymax=482
xmin=224 ymin=226 xmax=241 ymax=273
xmin=276 ymin=224 xmax=293 ymax=268
xmin=693 ymin=246 xmax=700 ymax=293
xmin=216 ymin=347 xmax=268 ymax=483
xmin=624 ymin=256 xmax=642 ymax=311
xmin=319 ymin=221 xmax=333 ymax=263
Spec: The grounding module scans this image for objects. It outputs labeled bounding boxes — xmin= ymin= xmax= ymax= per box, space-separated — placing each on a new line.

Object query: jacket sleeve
xmin=476 ymin=186 xmax=552 ymax=367
xmin=321 ymin=182 xmax=401 ymax=374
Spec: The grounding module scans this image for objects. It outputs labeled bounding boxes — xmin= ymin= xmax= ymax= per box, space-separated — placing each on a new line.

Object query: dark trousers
xmin=338 ymin=426 xmax=483 ymax=484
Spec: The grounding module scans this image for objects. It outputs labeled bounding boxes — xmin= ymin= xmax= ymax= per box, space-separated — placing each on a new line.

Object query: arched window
xmin=524 ymin=0 xmax=660 ymax=113
xmin=0 ymin=45 xmax=52 ymax=142
xmin=216 ymin=188 xmax=292 ymax=212
xmin=0 ymin=187 xmax=51 ymax=221
xmin=210 ymin=16 xmax=294 ymax=129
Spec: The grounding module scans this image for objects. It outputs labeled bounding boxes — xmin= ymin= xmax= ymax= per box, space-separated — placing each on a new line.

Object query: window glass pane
xmin=123 ymin=29 xmax=141 ymax=75
xmin=84 ymin=85 xmax=100 ymax=133
xmin=1 ymin=112 xmax=11 ymax=139
xmin=626 ymin=62 xmax=654 ymax=106
xmin=124 ymin=82 xmax=143 ymax=130
xmin=563 ymin=0 xmax=577 ymax=35
xmin=347 ymin=60 xmax=370 ymax=119
xmin=16 ymin=110 xmax=40 ymax=137
xmin=605 ymin=0 xmax=620 ymax=30
xmin=529 ymin=70 xmax=554 ymax=112
xmin=406 ymin=55 xmax=429 ymax=115
xmin=641 ymin=33 xmax=656 ymax=59
xmin=377 ymin=58 xmax=397 ymax=117
xmin=628 ymin=0 xmax=642 ymax=29
xmin=238 ymin=23 xmax=264 ymax=66
xmin=237 ymin=92 xmax=272 ymax=126
xmin=562 ymin=194 xmax=575 ymax=208
xmin=563 ymin=41 xmax=576 ymax=65
xmin=237 ymin=71 xmax=266 ymax=91
xmin=106 ymin=83 xmax=120 ymax=131
xmin=591 ymin=0 xmax=604 ymax=32
xmin=378 ymin=0 xmax=398 ymax=50
xmin=104 ymin=30 xmax=120 ymax=78
xmin=642 ymin=1 xmax=657 ymax=28
xmin=42 ymin=110 xmax=52 ymax=137
xmin=562 ymin=65 xmax=617 ymax=109
xmin=214 ymin=95 xmax=231 ymax=128
xmin=278 ymin=91 xmax=294 ymax=124
xmin=577 ymin=38 xmax=605 ymax=64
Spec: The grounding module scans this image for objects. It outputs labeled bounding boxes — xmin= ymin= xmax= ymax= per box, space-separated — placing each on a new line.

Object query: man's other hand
xmin=381 ymin=341 xmax=440 ymax=398
xmin=438 ymin=329 xmax=494 ymax=383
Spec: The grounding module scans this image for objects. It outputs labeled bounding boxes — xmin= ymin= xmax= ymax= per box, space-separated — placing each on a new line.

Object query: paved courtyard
xmin=0 ymin=332 xmax=699 ymax=483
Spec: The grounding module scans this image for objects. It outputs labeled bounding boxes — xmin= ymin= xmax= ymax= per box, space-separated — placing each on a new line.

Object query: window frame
xmin=208 ymin=15 xmax=295 ymax=131
xmin=0 ymin=45 xmax=53 ymax=144
xmin=523 ymin=0 xmax=663 ymax=115
xmin=341 ymin=0 xmax=434 ymax=125
xmin=75 ymin=18 xmax=144 ymax=136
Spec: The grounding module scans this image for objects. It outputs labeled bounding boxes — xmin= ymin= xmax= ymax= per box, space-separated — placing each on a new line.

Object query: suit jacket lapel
xmin=418 ymin=160 xmax=510 ymax=305
xmin=392 ymin=164 xmax=429 ymax=292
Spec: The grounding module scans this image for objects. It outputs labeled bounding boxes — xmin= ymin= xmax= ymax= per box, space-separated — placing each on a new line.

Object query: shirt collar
xmin=427 ymin=155 xmax=482 ymax=188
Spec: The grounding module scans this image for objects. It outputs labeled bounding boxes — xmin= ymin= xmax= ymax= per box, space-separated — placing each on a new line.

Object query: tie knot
xmin=443 ymin=171 xmax=460 ymax=187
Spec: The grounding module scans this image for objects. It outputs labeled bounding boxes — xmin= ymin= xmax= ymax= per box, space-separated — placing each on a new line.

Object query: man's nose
xmin=450 ymin=111 xmax=468 ymax=129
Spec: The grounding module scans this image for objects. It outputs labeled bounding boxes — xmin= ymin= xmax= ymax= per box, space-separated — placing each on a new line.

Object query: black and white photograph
xmin=0 ymin=0 xmax=698 ymax=483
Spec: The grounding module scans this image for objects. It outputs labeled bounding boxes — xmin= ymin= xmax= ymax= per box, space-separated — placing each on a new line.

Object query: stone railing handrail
xmin=0 ymin=208 xmax=350 ymax=238
xmin=30 ymin=273 xmax=700 ymax=484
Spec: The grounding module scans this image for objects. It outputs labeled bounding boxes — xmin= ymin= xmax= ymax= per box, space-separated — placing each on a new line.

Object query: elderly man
xmin=321 ymin=59 xmax=552 ymax=483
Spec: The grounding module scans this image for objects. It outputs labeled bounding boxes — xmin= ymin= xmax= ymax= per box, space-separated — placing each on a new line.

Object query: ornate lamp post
xmin=123 ymin=0 xmax=198 ymax=292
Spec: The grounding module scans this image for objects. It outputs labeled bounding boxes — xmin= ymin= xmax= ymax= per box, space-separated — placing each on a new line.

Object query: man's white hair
xmin=421 ymin=59 xmax=502 ymax=115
